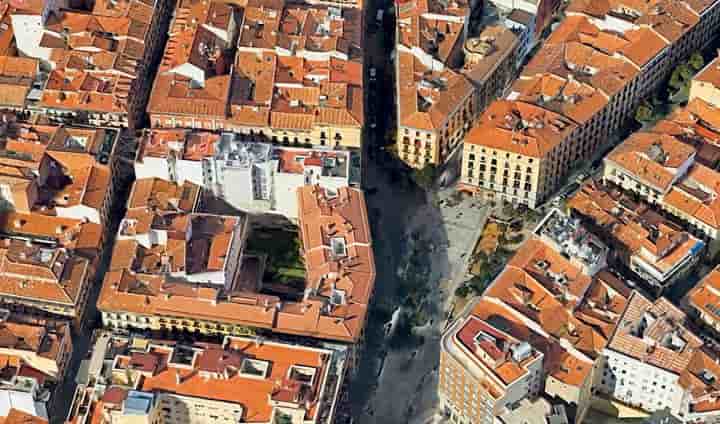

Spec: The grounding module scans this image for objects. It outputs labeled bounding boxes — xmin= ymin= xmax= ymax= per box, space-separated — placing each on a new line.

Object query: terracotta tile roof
xmin=151 ymin=2 xmax=363 ymax=131
xmin=622 ymin=28 xmax=667 ymax=66
xmin=15 ymin=2 xmax=156 ymax=115
xmin=606 ymin=132 xmax=696 ymax=192
xmin=0 ymin=409 xmax=47 ymax=424
xmin=508 ymin=238 xmax=592 ymax=304
xmin=664 ymin=163 xmax=720 ymax=229
xmin=35 ymin=150 xmax=111 ymax=215
xmin=0 ymin=212 xmax=101 ymax=255
xmin=127 ymin=178 xmax=200 ymax=212
xmin=455 ymin=315 xmax=538 ymax=385
xmin=398 ymin=51 xmax=473 ymax=131
xmin=271 ymin=5 xmax=361 ymax=59
xmin=511 ymin=73 xmax=609 ymax=125
xmin=68 ymin=333 xmax=336 ymax=424
xmin=136 ymin=129 xmax=189 ymax=160
xmin=607 ymin=292 xmax=702 ymax=374
xmin=148 ymin=73 xmax=232 ymax=118
xmin=688 ymin=267 xmax=720 ymax=325
xmin=522 ymin=13 xmax=663 ymax=102
xmin=0 ymin=56 xmax=38 ymax=108
xmin=461 ymin=26 xmax=518 ymax=85
xmin=0 ymin=239 xmax=92 ymax=312
xmin=159 ymin=2 xmax=234 ymax=74
xmin=695 ymin=56 xmax=720 ymax=90
xmin=569 ymin=181 xmax=702 ymax=275
xmin=457 ymin=296 xmax=594 ymax=390
xmin=544 ymin=341 xmax=593 ymax=387
xmin=102 ymin=184 xmax=374 ymax=343
xmin=0 ymin=316 xmax=70 ymax=380
xmin=465 ymin=100 xmax=576 ymax=158
xmin=567 ymin=0 xmax=713 ymax=24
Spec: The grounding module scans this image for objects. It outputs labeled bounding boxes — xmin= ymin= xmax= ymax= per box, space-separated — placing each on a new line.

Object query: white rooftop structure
xmin=534 ymin=208 xmax=608 ymax=276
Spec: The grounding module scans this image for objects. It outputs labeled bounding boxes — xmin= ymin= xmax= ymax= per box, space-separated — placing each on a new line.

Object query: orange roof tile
xmin=465 ymin=100 xmax=576 ymax=158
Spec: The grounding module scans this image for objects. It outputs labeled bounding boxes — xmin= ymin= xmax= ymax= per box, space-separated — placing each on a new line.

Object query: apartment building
xmin=134 ymin=129 xmax=217 ymax=185
xmin=394 ymin=0 xmax=479 ymax=168
xmin=0 ymin=121 xmax=118 ymax=224
xmin=67 ymin=331 xmax=348 ymax=424
xmin=147 ymin=0 xmax=364 ymax=150
xmin=207 ymin=138 xmax=357 ymax=219
xmin=461 ymin=0 xmax=720 ymax=208
xmin=116 ymin=177 xmax=244 ymax=287
xmin=0 ymin=314 xmax=72 ymax=383
xmin=459 ymin=100 xmax=577 ymax=207
xmin=597 ymin=292 xmax=720 ymax=422
xmin=8 ymin=0 xmax=171 ymax=128
xmin=690 ymin=55 xmax=720 ymax=108
xmin=603 ymin=99 xmax=720 ymax=247
xmin=440 ymin=297 xmax=545 ymax=424
xmin=0 ymin=237 xmax=93 ymax=326
xmin=568 ymin=181 xmax=704 ymax=293
xmin=461 ymin=26 xmax=518 ymax=115
xmin=0 ymin=314 xmax=72 ymax=419
xmin=439 ymin=209 xmax=630 ymax=423
xmin=0 ymin=57 xmax=41 ymax=113
xmin=485 ymin=0 xmax=562 ymax=62
xmin=99 ymin=183 xmax=375 ymax=344
xmin=687 ymin=267 xmax=720 ymax=336
xmin=0 ymin=212 xmax=103 ymax=263
xmin=135 ymin=130 xmax=360 ymax=219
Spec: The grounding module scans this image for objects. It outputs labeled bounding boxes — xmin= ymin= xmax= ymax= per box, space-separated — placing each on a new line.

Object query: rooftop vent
xmin=510 ymin=342 xmax=532 ymax=363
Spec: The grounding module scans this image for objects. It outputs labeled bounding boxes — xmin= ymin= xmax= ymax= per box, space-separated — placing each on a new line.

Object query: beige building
xmin=458 ymin=100 xmax=576 ymax=207
xmin=0 ymin=238 xmax=93 ymax=327
xmin=439 ymin=297 xmax=544 ymax=424
xmin=690 ymin=55 xmax=720 ymax=108
xmin=397 ymin=53 xmax=476 ymax=168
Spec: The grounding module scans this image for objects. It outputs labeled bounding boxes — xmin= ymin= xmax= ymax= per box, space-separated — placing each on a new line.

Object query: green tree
xmin=668 ymin=67 xmax=686 ymax=91
xmin=689 ymin=52 xmax=705 ymax=71
xmin=412 ymin=164 xmax=438 ymax=190
xmin=634 ymin=102 xmax=654 ymax=123
xmin=467 ymin=274 xmax=491 ymax=295
xmin=455 ymin=284 xmax=471 ymax=298
xmin=275 ymin=413 xmax=292 ymax=424
xmin=678 ymin=63 xmax=694 ymax=81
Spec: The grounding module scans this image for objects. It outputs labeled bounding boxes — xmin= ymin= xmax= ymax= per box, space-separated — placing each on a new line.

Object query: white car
xmin=369 ymin=67 xmax=377 ymax=80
